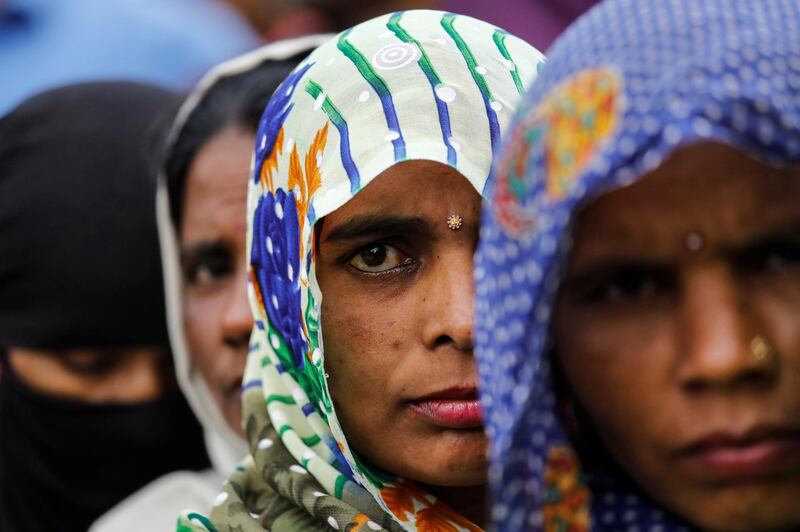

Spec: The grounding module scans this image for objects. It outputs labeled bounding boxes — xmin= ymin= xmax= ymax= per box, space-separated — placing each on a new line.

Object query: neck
xmin=422 ymin=483 xmax=486 ymax=527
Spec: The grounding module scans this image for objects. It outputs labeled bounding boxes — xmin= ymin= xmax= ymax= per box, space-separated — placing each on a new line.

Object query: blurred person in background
xmin=224 ymin=0 xmax=596 ymax=50
xmin=90 ymin=35 xmax=329 ymax=532
xmin=0 ymin=0 xmax=260 ymax=115
xmin=443 ymin=0 xmax=597 ymax=50
xmin=0 ymin=82 xmax=209 ymax=532
xmin=224 ymin=0 xmax=436 ymax=40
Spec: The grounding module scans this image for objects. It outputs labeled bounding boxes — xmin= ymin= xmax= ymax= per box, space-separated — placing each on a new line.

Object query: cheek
xmin=183 ymin=292 xmax=224 ymax=382
xmin=321 ymin=292 xmax=407 ymax=401
xmin=752 ymin=287 xmax=800 ymax=403
xmin=556 ymin=310 xmax=677 ymax=457
xmin=754 ymin=280 xmax=800 ymax=360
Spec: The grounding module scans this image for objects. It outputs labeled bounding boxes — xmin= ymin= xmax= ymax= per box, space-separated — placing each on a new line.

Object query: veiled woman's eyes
xmin=348 ymin=243 xmax=412 ymax=273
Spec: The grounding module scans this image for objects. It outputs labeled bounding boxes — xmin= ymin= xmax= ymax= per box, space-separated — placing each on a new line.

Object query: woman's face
xmin=316 ymin=160 xmax=486 ymax=488
xmin=180 ymin=126 xmax=254 ymax=436
xmin=555 ymin=143 xmax=800 ymax=531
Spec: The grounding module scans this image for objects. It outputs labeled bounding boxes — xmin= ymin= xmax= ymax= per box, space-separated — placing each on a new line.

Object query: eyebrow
xmin=180 ymin=240 xmax=229 ymax=264
xmin=752 ymin=220 xmax=800 ymax=241
xmin=564 ymin=256 xmax=672 ymax=285
xmin=725 ymin=220 xmax=800 ymax=255
xmin=322 ymin=214 xmax=432 ymax=243
xmin=568 ymin=219 xmax=800 ymax=278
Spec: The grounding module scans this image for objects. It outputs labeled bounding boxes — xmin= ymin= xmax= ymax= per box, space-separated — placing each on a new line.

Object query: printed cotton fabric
xmin=475 ymin=0 xmax=800 ymax=530
xmin=179 ymin=9 xmax=544 ymax=532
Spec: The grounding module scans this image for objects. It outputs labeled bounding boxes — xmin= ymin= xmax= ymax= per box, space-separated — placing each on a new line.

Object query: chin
xmin=664 ymin=488 xmax=800 ymax=532
xmin=411 ymin=464 xmax=487 ymax=488
xmin=412 ymin=437 xmax=488 ymax=487
xmin=223 ymin=404 xmax=245 ymax=437
xmin=687 ymin=513 xmax=800 ymax=532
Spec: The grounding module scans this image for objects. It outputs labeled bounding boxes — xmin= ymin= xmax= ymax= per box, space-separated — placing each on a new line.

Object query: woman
xmin=179 ymin=10 xmax=545 ymax=531
xmin=475 ymin=0 xmax=800 ymax=530
xmin=90 ymin=36 xmax=330 ymax=532
xmin=0 ymin=82 xmax=209 ymax=532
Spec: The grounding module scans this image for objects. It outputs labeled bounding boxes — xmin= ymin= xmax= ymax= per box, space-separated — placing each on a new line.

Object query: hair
xmin=163 ymin=54 xmax=305 ymax=229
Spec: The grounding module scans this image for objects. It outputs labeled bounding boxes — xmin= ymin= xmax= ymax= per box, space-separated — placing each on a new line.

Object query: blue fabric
xmin=0 ymin=0 xmax=260 ymax=115
xmin=474 ymin=0 xmax=800 ymax=530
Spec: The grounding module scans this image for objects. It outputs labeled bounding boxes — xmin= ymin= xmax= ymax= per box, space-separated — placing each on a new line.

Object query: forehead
xmin=181 ymin=127 xmax=253 ymax=238
xmin=321 ymin=160 xmax=481 ymax=225
xmin=184 ymin=126 xmax=254 ymax=198
xmin=571 ymin=143 xmax=800 ymax=256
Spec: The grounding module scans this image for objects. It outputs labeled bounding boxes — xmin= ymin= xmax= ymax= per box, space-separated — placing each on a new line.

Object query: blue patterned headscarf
xmin=475 ymin=0 xmax=800 ymax=530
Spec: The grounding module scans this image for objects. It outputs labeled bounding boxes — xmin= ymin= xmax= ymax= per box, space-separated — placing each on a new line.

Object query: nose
xmin=676 ymin=263 xmax=777 ymax=391
xmin=221 ymin=270 xmax=254 ymax=350
xmin=420 ymin=248 xmax=475 ymax=352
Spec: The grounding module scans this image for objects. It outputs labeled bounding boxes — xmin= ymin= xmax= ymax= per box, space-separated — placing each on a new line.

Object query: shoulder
xmin=89 ymin=469 xmax=222 ymax=532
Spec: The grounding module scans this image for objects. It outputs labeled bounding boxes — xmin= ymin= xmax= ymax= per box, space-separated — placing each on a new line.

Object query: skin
xmin=179 ymin=125 xmax=254 ymax=437
xmin=316 ymin=160 xmax=486 ymax=524
xmin=7 ymin=346 xmax=171 ymax=403
xmin=555 ymin=142 xmax=800 ymax=531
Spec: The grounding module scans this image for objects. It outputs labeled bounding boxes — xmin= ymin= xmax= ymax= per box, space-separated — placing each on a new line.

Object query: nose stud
xmin=750 ymin=335 xmax=775 ymax=366
xmin=446 ymin=213 xmax=463 ymax=230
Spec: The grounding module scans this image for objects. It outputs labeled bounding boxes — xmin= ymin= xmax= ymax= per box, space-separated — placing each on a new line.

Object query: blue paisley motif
xmin=251 ymin=188 xmax=308 ymax=368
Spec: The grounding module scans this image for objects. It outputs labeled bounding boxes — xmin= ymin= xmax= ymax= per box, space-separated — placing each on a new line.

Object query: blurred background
xmin=0 ymin=0 xmax=597 ymax=117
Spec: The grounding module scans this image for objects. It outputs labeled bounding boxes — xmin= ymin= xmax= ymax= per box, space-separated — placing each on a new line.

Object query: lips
xmin=225 ymin=375 xmax=244 ymax=398
xmin=675 ymin=426 xmax=800 ymax=482
xmin=409 ymin=386 xmax=484 ymax=429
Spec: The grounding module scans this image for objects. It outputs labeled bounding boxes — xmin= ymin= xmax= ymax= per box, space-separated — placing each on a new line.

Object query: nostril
xmin=682 ymin=360 xmax=778 ymax=393
xmin=433 ymin=333 xmax=474 ymax=351
xmin=223 ymin=331 xmax=250 ymax=350
xmin=433 ymin=334 xmax=451 ymax=348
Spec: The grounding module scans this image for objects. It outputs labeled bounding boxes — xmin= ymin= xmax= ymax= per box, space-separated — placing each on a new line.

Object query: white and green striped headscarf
xmin=179 ymin=10 xmax=544 ymax=532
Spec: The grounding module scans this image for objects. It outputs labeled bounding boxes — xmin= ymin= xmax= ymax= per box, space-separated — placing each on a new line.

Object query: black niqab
xmin=0 ymin=81 xmax=174 ymax=347
xmin=0 ymin=82 xmax=209 ymax=532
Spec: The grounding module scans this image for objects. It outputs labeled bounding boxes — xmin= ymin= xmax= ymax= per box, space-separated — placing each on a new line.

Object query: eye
xmin=740 ymin=240 xmax=800 ymax=276
xmin=185 ymin=253 xmax=233 ymax=287
xmin=574 ymin=266 xmax=673 ymax=305
xmin=348 ymin=243 xmax=412 ymax=273
xmin=59 ymin=352 xmax=120 ymax=377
